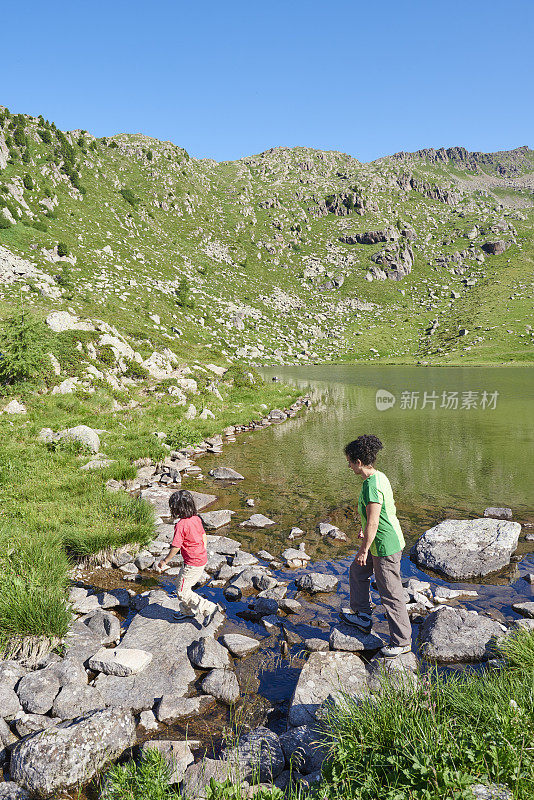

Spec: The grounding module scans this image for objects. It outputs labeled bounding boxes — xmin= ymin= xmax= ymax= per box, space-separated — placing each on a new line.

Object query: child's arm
xmin=157 ymin=545 xmax=180 ymax=571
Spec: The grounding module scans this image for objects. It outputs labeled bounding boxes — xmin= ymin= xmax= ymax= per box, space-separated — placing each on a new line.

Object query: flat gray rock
xmin=329 ymin=624 xmax=385 ymax=652
xmin=10 ymin=708 xmax=135 ymax=797
xmin=139 ymin=488 xmax=217 ymax=519
xmin=200 ymin=510 xmax=234 ymax=529
xmin=419 ymin=607 xmax=505 ymax=663
xmin=13 ymin=713 xmax=59 ymax=738
xmin=93 ymin=596 xmax=221 ymax=711
xmin=220 ymin=634 xmax=261 ymax=658
xmin=200 ymin=668 xmax=239 ymax=705
xmin=182 ymin=758 xmax=243 ymax=800
xmin=289 ymin=651 xmax=370 ymax=726
xmin=88 ymin=647 xmax=153 ymax=676
xmin=413 ymin=518 xmax=521 ymax=579
xmin=155 ymin=694 xmax=215 ymax=723
xmin=188 ymin=637 xmax=230 ymax=669
xmin=208 ymin=467 xmax=245 ymax=480
xmin=141 ymin=740 xmax=194 ymax=783
xmin=207 ymin=535 xmax=241 ymax=555
xmin=240 ymin=514 xmax=276 ymax=528
xmin=296 ymin=573 xmax=339 ymax=593
xmin=232 ymin=550 xmax=259 ymax=567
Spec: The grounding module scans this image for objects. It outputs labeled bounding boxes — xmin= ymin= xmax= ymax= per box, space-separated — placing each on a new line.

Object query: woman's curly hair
xmin=344 ymin=434 xmax=383 ymax=465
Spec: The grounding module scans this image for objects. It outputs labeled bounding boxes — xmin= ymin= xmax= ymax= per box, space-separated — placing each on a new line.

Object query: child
xmin=156 ymin=490 xmax=222 ymax=627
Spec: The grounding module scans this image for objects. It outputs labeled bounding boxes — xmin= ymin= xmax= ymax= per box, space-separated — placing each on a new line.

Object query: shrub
xmin=55 ymin=263 xmax=74 ymax=289
xmin=0 ymin=309 xmax=46 ymax=384
xmin=225 ymin=364 xmax=262 ymax=388
xmin=22 ymin=174 xmax=34 ymax=191
xmin=120 ymin=187 xmax=139 ymax=207
xmin=57 ymin=242 xmax=69 ymax=257
xmin=22 ymin=220 xmax=48 ymax=233
xmin=108 ymin=140 xmax=119 ymax=148
xmin=165 ymin=421 xmax=203 ymax=450
xmin=21 ymin=150 xmax=30 ymax=164
xmin=147 ymin=149 xmax=153 ymax=161
xmin=123 ymin=360 xmax=148 ymax=380
xmin=98 ymin=345 xmax=116 ymax=367
xmin=0 ymin=218 xmax=11 ymax=230
xmin=100 ymin=748 xmax=180 ymax=800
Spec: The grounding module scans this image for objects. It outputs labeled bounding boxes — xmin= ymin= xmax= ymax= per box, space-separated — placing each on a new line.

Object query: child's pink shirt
xmin=171 ymin=515 xmax=207 ymax=566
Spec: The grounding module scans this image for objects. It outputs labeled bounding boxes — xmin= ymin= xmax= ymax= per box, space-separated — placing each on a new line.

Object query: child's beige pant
xmin=176 ymin=564 xmax=217 ymax=617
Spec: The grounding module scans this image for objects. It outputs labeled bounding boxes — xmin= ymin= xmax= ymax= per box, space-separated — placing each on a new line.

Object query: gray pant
xmin=349 ymin=550 xmax=412 ymax=648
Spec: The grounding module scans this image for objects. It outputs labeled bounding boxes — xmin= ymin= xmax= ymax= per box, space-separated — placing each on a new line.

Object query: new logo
xmin=375 ymin=389 xmax=396 ymax=411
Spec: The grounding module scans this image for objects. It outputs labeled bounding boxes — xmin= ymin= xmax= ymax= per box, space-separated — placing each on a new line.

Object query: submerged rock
xmin=155 ymin=694 xmax=215 ymax=723
xmin=240 ymin=514 xmax=276 ymax=528
xmin=295 ymin=573 xmax=339 ymax=593
xmin=413 ymin=518 xmax=521 ymax=579
xmin=208 ymin=467 xmax=245 ymax=480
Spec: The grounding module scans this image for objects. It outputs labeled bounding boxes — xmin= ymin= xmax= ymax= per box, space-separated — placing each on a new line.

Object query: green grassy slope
xmin=0 ymin=106 xmax=532 ymax=371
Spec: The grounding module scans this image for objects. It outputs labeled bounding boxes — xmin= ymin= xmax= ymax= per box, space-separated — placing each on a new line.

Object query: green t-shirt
xmin=358 ymin=470 xmax=405 ymax=557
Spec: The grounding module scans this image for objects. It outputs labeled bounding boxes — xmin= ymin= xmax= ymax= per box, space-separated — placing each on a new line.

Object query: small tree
xmin=57 ymin=242 xmax=69 ymax=257
xmin=0 ymin=309 xmax=45 ymax=384
xmin=23 ymin=173 xmax=33 ymax=191
xmin=175 ymin=277 xmax=194 ymax=309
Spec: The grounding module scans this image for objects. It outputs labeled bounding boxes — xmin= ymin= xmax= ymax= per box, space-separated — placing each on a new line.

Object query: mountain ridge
xmin=0 ymin=104 xmax=532 ymax=382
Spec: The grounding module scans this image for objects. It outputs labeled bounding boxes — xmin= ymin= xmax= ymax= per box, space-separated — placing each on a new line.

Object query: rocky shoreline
xmin=0 ymin=394 xmax=532 ymax=799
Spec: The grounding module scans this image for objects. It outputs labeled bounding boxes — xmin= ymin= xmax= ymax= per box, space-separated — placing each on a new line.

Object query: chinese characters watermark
xmin=375 ymin=388 xmax=499 ymax=411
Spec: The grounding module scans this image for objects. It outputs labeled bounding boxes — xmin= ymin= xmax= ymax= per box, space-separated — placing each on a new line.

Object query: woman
xmin=342 ymin=434 xmax=412 ymax=657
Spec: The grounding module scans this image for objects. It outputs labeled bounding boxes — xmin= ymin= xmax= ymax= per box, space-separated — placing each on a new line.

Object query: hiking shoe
xmin=202 ymin=603 xmax=224 ymax=628
xmin=340 ymin=610 xmax=373 ymax=633
xmin=172 ymin=611 xmax=195 ymax=621
xmin=381 ymin=644 xmax=412 ymax=658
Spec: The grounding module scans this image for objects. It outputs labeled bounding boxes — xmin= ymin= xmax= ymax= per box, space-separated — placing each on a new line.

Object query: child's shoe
xmin=202 ymin=604 xmax=224 ymax=628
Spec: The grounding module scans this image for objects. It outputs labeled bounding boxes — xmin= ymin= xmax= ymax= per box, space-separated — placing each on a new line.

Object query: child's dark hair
xmin=169 ymin=490 xmax=197 ymax=519
xmin=344 ymin=434 xmax=383 ymax=466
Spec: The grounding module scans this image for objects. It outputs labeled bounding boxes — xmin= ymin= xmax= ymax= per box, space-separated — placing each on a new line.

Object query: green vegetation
xmin=175 ymin=277 xmax=194 ymax=308
xmin=57 ymin=241 xmax=69 ymax=257
xmin=0 ymin=308 xmax=46 ymax=385
xmin=120 ymin=187 xmax=139 ymax=207
xmin=100 ymin=748 xmax=180 ymax=800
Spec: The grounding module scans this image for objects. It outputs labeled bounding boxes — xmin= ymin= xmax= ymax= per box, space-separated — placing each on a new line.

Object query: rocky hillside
xmin=0 ymin=105 xmax=532 ymax=374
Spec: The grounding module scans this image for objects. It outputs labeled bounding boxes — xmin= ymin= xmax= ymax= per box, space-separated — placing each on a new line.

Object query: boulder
xmin=220 ymin=634 xmax=261 ymax=658
xmin=10 ymin=708 xmax=135 ymax=797
xmin=14 ymin=714 xmax=59 ymax=738
xmin=295 ymin=573 xmax=339 ymax=594
xmin=419 ymin=607 xmax=505 ymax=663
xmin=248 ymin=597 xmax=279 ymax=617
xmin=188 ymin=637 xmax=231 ymax=669
xmin=222 ymin=726 xmax=285 ymax=782
xmin=481 ymin=241 xmax=509 ymax=256
xmin=141 ymin=740 xmax=194 ymax=784
xmin=88 ymin=647 xmax=153 ymax=676
xmin=484 ymin=507 xmax=513 ymax=520
xmin=279 ymin=725 xmax=327 ymax=775
xmin=413 ymin=518 xmax=521 ymax=579
xmin=329 ymin=624 xmax=385 ymax=652
xmin=17 ymin=670 xmax=60 ymax=715
xmin=56 ymin=425 xmax=100 ymax=453
xmin=200 ymin=669 xmax=240 ymax=705
xmin=232 ymin=550 xmax=259 ymax=567
xmin=2 ymin=399 xmax=26 ymax=415
xmin=0 ymin=783 xmax=31 ymax=800
xmin=137 ymin=710 xmax=159 ymax=732
xmin=80 ymin=609 xmax=120 ymax=645
xmin=200 ymin=510 xmax=234 ymax=529
xmin=289 ymin=651 xmax=370 ymax=726
xmin=182 ymin=758 xmax=243 ymax=800
xmin=51 ymin=684 xmax=104 ymax=720
xmin=208 ymin=467 xmax=245 ymax=480
xmin=155 ymin=694 xmax=215 ymax=723
xmin=0 ymin=684 xmax=23 ymax=719
xmin=207 ymin=535 xmax=241 ymax=556
xmin=240 ymin=514 xmax=276 ymax=528
xmin=45 ymin=311 xmax=94 ymax=333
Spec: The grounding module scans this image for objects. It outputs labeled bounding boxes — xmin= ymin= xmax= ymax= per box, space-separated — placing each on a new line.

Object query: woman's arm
xmin=355 ymin=502 xmax=381 ymax=565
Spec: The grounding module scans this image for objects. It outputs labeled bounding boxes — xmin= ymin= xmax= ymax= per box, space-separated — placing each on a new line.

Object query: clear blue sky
xmin=4 ymin=0 xmax=533 ymax=162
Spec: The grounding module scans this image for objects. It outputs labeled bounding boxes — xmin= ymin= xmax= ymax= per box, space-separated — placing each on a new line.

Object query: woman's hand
xmin=156 ymin=559 xmax=167 ymax=572
xmin=355 ymin=547 xmax=369 ymax=566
